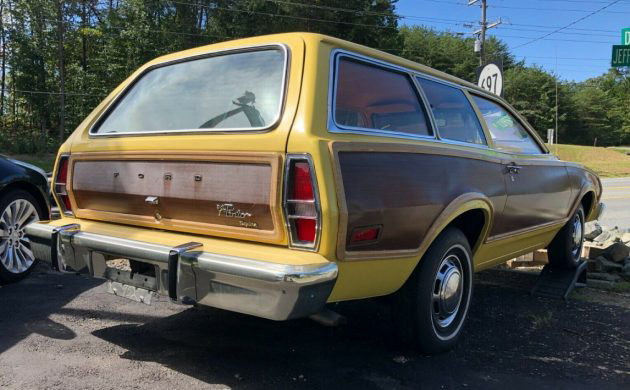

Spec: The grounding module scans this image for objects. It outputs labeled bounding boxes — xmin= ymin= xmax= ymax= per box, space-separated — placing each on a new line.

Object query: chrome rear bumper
xmin=25 ymin=222 xmax=338 ymax=320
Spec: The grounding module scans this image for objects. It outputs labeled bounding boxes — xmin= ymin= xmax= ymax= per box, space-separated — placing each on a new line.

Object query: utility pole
xmin=468 ymin=0 xmax=502 ymax=66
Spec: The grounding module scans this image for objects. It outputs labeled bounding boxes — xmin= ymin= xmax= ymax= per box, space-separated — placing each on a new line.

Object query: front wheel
xmin=395 ymin=227 xmax=473 ymax=354
xmin=547 ymin=205 xmax=585 ymax=269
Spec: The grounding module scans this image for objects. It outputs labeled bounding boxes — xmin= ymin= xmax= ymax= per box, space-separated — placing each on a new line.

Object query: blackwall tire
xmin=548 ymin=205 xmax=585 ymax=270
xmin=395 ymin=227 xmax=473 ymax=354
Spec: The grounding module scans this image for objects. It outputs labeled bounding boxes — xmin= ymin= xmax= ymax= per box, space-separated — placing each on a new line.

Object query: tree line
xmin=0 ymin=0 xmax=628 ymax=154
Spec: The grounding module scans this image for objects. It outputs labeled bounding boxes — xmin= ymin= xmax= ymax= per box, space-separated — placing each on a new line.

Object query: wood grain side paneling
xmin=67 ymin=151 xmax=285 ymax=244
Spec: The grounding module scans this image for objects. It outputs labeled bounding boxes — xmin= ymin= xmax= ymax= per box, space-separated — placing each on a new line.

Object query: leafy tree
xmin=0 ymin=0 xmax=627 ymax=153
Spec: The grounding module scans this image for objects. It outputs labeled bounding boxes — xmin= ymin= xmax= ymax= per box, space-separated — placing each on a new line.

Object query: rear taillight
xmin=284 ymin=155 xmax=320 ymax=250
xmin=54 ymin=155 xmax=73 ymax=216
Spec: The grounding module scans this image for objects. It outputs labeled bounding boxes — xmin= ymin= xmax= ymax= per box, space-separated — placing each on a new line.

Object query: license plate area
xmin=104 ymin=266 xmax=158 ymax=291
xmin=107 ymin=281 xmax=154 ymax=305
xmin=104 ymin=259 xmax=158 ymax=305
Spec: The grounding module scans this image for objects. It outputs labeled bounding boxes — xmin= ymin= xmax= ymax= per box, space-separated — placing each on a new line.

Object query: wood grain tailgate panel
xmin=69 ymin=155 xmax=284 ymax=243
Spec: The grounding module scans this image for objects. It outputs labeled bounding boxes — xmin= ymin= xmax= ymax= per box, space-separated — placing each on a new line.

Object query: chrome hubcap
xmin=571 ymin=214 xmax=583 ymax=257
xmin=432 ymin=254 xmax=464 ymax=329
xmin=0 ymin=199 xmax=39 ymax=274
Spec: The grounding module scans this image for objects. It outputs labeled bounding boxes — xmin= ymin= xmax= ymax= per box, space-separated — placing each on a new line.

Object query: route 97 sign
xmin=476 ymin=62 xmax=503 ymax=96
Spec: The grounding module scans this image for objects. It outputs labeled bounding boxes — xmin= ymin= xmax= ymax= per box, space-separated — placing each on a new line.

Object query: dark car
xmin=0 ymin=155 xmax=50 ymax=283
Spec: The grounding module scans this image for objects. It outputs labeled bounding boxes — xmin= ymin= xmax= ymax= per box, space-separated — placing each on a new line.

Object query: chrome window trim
xmin=327 ymin=50 xmax=436 ymax=141
xmin=327 ymin=50 xmax=491 ymax=151
xmin=89 ymin=43 xmax=290 ymax=137
xmin=283 ymin=154 xmax=322 ymax=252
xmin=467 ymin=92 xmax=550 ymax=157
xmin=415 ymin=74 xmax=489 ymax=147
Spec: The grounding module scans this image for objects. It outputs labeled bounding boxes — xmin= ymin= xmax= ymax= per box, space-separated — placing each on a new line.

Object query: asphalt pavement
xmin=1 ymin=264 xmax=629 ymax=390
xmin=599 ymin=177 xmax=630 ymax=229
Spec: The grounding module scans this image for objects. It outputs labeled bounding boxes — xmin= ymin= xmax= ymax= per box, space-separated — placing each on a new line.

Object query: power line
xmin=512 ymin=0 xmax=625 ymax=49
xmin=419 ymin=0 xmax=630 ymax=13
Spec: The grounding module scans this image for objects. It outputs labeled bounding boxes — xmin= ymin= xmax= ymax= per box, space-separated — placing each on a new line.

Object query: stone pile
xmin=582 ymin=222 xmax=630 ymax=288
xmin=504 ymin=222 xmax=630 ymax=290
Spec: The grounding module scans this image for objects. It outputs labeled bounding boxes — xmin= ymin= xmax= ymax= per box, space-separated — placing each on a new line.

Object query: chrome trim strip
xmin=283 ymin=154 xmax=322 ymax=252
xmin=52 ymin=154 xmax=74 ymax=217
xmin=326 ymin=49 xmax=553 ymax=156
xmin=327 ymin=50 xmax=491 ymax=152
xmin=485 ymin=219 xmax=566 ymax=243
xmin=328 ymin=49 xmax=437 ymax=141
xmin=186 ymin=251 xmax=338 ymax=285
xmin=72 ymin=231 xmax=174 ymax=262
xmin=89 ymin=43 xmax=290 ymax=137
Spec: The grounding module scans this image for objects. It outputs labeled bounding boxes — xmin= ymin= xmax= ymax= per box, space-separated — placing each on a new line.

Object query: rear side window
xmin=471 ymin=95 xmax=543 ymax=154
xmin=417 ymin=78 xmax=486 ymax=146
xmin=334 ymin=58 xmax=432 ymax=137
xmin=93 ymin=48 xmax=286 ymax=135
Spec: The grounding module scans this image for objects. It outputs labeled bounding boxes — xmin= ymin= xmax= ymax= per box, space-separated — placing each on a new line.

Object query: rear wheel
xmin=0 ymin=189 xmax=44 ymax=283
xmin=548 ymin=205 xmax=584 ymax=269
xmin=395 ymin=227 xmax=473 ymax=354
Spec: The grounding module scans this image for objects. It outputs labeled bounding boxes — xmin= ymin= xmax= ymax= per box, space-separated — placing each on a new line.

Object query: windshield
xmin=93 ymin=47 xmax=286 ymax=135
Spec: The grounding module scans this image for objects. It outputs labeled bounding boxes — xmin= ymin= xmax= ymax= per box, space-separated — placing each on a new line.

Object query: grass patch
xmin=6 ymin=154 xmax=56 ymax=172
xmin=547 ymin=144 xmax=630 ymax=178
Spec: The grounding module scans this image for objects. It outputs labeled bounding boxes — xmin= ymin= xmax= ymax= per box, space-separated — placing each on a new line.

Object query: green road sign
xmin=612 ymin=45 xmax=630 ymax=67
xmin=624 ymin=28 xmax=630 ymax=45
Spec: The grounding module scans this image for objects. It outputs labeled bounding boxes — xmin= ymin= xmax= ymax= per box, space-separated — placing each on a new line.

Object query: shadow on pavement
xmin=92 ymin=269 xmax=630 ymax=390
xmin=0 ymin=263 xmax=102 ymax=353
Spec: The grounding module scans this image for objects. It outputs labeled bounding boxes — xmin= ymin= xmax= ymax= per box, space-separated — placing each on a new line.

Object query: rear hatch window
xmin=92 ymin=47 xmax=287 ymax=135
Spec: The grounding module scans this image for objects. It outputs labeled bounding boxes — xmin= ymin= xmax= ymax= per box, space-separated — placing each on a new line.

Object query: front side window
xmin=334 ymin=57 xmax=432 ymax=137
xmin=417 ymin=78 xmax=486 ymax=146
xmin=471 ymin=95 xmax=543 ymax=154
xmin=93 ymin=48 xmax=286 ymax=134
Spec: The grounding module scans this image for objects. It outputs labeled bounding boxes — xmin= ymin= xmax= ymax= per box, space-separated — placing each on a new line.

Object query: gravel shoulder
xmin=1 ymin=264 xmax=629 ymax=390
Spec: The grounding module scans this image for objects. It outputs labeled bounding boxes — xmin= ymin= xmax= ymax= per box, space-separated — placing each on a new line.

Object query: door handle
xmin=506 ymin=164 xmax=522 ymax=174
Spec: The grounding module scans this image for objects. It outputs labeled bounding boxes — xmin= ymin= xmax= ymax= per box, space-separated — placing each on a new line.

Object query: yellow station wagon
xmin=24 ymin=33 xmax=604 ymax=353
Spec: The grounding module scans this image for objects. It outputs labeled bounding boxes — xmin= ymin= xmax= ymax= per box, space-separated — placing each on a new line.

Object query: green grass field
xmin=548 ymin=144 xmax=630 ymax=178
xmin=6 ymin=144 xmax=630 ymax=178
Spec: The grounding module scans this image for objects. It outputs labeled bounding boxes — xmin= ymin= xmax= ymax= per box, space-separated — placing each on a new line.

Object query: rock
xmin=586 ymin=259 xmax=599 ymax=272
xmin=587 ymin=272 xmax=620 ymax=282
xmin=584 ymin=222 xmax=602 ymax=241
xmin=593 ymin=228 xmax=619 ymax=244
xmin=604 ymin=242 xmax=630 ymax=263
xmin=594 ymin=256 xmax=623 ymax=273
xmin=587 ymin=279 xmax=615 ymax=289
xmin=584 ymin=244 xmax=606 ymax=260
xmin=623 ymin=263 xmax=630 ymax=278
xmin=621 ymin=232 xmax=630 ymax=244
xmin=533 ymin=249 xmax=548 ymax=263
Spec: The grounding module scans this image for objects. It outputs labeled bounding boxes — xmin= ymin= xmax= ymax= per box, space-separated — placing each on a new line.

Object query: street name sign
xmin=611 ymin=45 xmax=630 ymax=67
xmin=623 ymin=28 xmax=630 ymax=45
xmin=476 ymin=62 xmax=503 ymax=96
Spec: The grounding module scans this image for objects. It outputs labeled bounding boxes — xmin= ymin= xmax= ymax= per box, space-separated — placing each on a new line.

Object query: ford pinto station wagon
xmin=25 ymin=33 xmax=604 ymax=353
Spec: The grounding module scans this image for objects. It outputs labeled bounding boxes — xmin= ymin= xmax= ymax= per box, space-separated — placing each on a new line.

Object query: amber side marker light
xmin=54 ymin=155 xmax=73 ymax=216
xmin=284 ymin=155 xmax=321 ymax=250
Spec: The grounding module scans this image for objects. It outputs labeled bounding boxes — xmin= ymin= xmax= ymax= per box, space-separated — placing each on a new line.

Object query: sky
xmin=396 ymin=0 xmax=630 ymax=82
